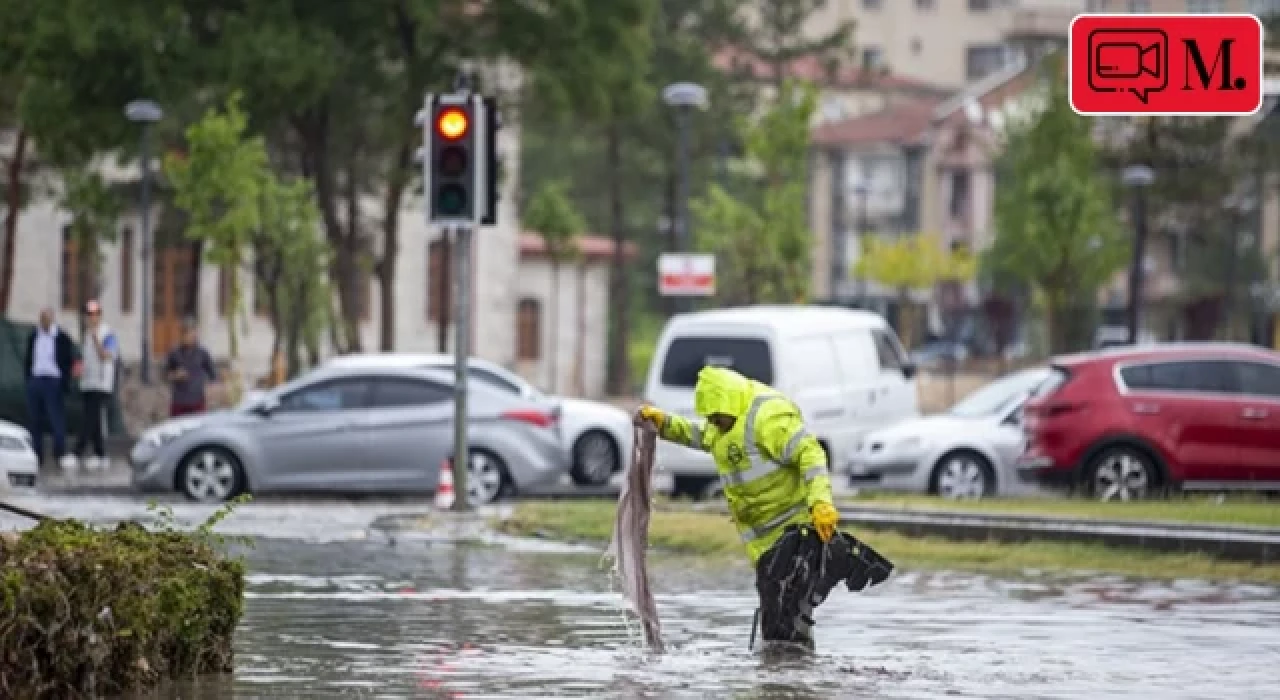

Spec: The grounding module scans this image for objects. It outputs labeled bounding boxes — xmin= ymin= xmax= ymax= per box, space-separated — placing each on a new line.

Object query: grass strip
xmin=499 ymin=500 xmax=1280 ymax=584
xmin=840 ymin=493 xmax=1280 ymax=529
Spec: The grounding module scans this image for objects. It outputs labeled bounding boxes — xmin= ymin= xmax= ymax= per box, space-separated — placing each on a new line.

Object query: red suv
xmin=1018 ymin=343 xmax=1280 ymax=500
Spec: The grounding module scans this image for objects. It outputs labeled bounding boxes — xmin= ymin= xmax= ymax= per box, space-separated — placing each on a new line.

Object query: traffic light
xmin=423 ymin=93 xmax=497 ymax=226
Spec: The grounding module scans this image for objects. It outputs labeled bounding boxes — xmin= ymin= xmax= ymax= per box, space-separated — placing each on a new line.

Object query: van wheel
xmin=673 ymin=475 xmax=716 ymax=501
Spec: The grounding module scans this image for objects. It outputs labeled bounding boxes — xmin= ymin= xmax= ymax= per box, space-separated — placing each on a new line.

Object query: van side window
xmin=872 ymin=330 xmax=905 ymax=371
xmin=660 ymin=337 xmax=774 ymax=387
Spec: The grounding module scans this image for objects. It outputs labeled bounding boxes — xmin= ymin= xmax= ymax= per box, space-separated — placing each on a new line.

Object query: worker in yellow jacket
xmin=636 ymin=365 xmax=892 ymax=650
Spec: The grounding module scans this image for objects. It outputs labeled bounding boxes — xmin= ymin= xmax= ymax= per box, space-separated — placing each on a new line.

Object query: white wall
xmin=515 ymin=258 xmax=611 ymax=398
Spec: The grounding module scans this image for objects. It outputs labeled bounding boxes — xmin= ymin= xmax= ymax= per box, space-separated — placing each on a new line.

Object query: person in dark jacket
xmin=165 ymin=317 xmax=217 ymax=417
xmin=23 ymin=307 xmax=78 ymax=469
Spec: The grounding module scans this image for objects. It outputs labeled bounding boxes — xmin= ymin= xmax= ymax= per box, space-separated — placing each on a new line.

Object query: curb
xmin=836 ymin=507 xmax=1280 ymax=564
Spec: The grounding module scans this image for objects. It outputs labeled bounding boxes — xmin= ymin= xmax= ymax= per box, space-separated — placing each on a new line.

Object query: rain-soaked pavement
xmin=4 ymin=495 xmax=1280 ymax=699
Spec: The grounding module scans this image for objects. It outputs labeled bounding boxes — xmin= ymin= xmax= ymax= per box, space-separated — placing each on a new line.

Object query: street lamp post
xmin=662 ymin=82 xmax=708 ymax=312
xmin=853 ymin=182 xmax=870 ymax=306
xmin=1122 ymin=164 xmax=1155 ymax=345
xmin=125 ymin=99 xmax=163 ymax=384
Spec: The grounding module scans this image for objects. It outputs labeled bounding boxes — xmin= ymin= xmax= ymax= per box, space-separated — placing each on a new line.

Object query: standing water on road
xmin=5 ymin=496 xmax=1278 ymax=698
xmin=132 ymin=535 xmax=1278 ymax=699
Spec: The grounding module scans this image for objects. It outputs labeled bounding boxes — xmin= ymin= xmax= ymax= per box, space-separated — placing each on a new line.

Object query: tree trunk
xmin=574 ymin=261 xmax=587 ymax=397
xmin=0 ymin=128 xmax=28 ymax=314
xmin=549 ymin=261 xmax=560 ymax=394
xmin=296 ymin=105 xmax=360 ymax=354
xmin=378 ymin=143 xmax=412 ymax=351
xmin=183 ymin=239 xmax=204 ymax=319
xmin=605 ymin=119 xmax=631 ymax=396
xmin=339 ymin=156 xmax=363 ymax=352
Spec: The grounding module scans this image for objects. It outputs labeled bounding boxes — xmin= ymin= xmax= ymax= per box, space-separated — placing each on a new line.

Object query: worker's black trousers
xmin=754 ymin=524 xmax=895 ymax=649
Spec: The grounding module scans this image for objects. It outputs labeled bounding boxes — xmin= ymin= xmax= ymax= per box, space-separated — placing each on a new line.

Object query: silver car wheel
xmin=467 ymin=451 xmax=505 ymax=505
xmin=1093 ymin=452 xmax=1151 ymax=502
xmin=574 ymin=432 xmax=617 ymax=485
xmin=183 ymin=449 xmax=237 ymax=503
xmin=935 ymin=455 xmax=988 ymax=500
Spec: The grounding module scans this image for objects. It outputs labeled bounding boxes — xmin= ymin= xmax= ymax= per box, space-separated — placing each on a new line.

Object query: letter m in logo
xmin=1181 ymin=38 xmax=1238 ymax=91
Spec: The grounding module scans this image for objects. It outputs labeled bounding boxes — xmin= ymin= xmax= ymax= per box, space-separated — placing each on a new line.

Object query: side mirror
xmin=900 ymin=362 xmax=918 ymax=380
xmin=253 ymin=395 xmax=280 ymax=416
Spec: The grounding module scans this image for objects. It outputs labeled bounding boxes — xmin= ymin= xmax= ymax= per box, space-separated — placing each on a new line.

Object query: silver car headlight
xmin=138 ymin=418 xmax=205 ymax=449
xmin=0 ymin=435 xmax=29 ymax=452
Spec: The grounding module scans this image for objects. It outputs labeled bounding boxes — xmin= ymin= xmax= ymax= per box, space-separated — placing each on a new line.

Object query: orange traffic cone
xmin=435 ymin=458 xmax=456 ymax=509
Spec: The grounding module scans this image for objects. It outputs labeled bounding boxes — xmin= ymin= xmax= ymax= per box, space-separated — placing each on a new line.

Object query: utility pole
xmin=1122 ymin=164 xmax=1155 ymax=345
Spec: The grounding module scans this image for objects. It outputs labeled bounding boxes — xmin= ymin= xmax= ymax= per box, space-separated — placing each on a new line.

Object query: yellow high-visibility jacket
xmin=657 ymin=366 xmax=834 ymax=563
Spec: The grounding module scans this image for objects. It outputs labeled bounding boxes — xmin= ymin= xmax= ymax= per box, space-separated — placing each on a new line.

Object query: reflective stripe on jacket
xmin=658 ymin=366 xmax=834 ymax=563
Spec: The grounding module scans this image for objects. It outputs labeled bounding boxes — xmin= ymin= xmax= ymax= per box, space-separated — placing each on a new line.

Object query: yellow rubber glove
xmin=635 ymin=404 xmax=666 ymax=430
xmin=812 ymin=501 xmax=839 ymax=543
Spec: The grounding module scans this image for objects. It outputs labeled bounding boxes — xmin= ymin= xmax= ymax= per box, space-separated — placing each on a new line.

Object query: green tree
xmin=747 ymin=0 xmax=857 ymax=89
xmin=990 ymin=60 xmax=1126 ymax=354
xmin=255 ymin=175 xmax=332 ymax=377
xmin=855 ymin=233 xmax=976 ymax=350
xmin=164 ymin=94 xmax=267 ymax=398
xmin=692 ymin=80 xmax=817 ymax=305
xmin=523 ymin=179 xmax=585 ymax=394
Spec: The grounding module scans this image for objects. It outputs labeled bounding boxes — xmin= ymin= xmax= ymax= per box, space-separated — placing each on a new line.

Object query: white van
xmin=642 ymin=305 xmax=920 ymax=498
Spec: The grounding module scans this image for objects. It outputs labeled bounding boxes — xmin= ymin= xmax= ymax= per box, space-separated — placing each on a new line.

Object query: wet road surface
xmin=4 ymin=497 xmax=1278 ymax=699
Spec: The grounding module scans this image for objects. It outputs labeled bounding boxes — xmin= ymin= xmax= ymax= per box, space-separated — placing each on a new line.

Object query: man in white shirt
xmin=72 ymin=299 xmax=118 ymax=470
xmin=23 ymin=308 xmax=77 ymax=469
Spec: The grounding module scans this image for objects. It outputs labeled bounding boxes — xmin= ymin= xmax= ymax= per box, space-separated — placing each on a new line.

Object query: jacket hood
xmin=694 ymin=366 xmax=751 ymax=418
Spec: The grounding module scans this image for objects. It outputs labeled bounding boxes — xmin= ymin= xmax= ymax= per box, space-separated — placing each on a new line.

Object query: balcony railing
xmin=1007 ymin=0 xmax=1082 ymax=40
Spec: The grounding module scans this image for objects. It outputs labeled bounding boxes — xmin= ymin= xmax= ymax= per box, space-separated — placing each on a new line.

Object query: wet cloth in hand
xmin=607 ymin=423 xmax=664 ymax=652
xmin=755 ymin=525 xmax=894 ymax=648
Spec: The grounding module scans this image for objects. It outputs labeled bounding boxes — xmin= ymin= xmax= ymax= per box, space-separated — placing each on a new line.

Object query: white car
xmin=0 ymin=419 xmax=39 ymax=493
xmin=848 ymin=367 xmax=1051 ymax=499
xmin=319 ymin=353 xmax=634 ymax=486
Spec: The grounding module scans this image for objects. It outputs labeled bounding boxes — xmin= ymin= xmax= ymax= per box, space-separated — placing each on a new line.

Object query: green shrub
xmin=0 ymin=513 xmax=245 ymax=698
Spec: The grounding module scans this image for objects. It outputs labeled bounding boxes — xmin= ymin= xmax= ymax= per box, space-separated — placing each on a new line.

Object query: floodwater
xmin=5 ymin=496 xmax=1280 ymax=699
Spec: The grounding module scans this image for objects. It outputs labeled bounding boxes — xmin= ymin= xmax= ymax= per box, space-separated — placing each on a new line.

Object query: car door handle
xmin=815 ymin=408 xmax=844 ymax=419
xmin=1241 ymin=407 xmax=1270 ymax=420
xmin=1131 ymin=402 xmax=1161 ymax=415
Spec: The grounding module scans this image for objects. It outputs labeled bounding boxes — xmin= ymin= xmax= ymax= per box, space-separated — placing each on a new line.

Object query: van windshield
xmin=660 ymin=337 xmax=774 ymax=387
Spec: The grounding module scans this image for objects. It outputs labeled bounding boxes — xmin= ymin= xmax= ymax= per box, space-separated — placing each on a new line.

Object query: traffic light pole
xmin=451 ymin=223 xmax=472 ymax=511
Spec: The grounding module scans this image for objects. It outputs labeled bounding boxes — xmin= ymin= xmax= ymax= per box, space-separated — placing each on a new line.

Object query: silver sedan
xmin=847 ymin=367 xmax=1051 ymax=499
xmin=129 ymin=364 xmax=566 ymax=504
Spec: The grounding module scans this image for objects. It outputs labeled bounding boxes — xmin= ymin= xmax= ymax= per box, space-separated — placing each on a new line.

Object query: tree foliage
xmin=255 ymin=175 xmax=331 ymax=377
xmin=165 ymin=94 xmax=331 ymax=382
xmin=990 ymin=59 xmax=1126 ymax=353
xmin=164 ymin=94 xmax=265 ymax=361
xmin=855 ymin=233 xmax=976 ymax=291
xmin=693 ymin=80 xmax=817 ymax=304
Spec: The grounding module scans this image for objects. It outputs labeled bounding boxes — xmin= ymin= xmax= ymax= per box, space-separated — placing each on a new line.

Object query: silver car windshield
xmin=948 ymin=369 xmax=1049 ymax=418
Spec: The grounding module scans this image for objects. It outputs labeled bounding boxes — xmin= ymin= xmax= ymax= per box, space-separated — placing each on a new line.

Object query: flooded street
xmin=6 ymin=496 xmax=1280 ymax=698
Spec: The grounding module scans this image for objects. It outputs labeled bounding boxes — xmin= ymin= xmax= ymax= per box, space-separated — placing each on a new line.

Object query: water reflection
xmin=122 ymin=537 xmax=1280 ymax=699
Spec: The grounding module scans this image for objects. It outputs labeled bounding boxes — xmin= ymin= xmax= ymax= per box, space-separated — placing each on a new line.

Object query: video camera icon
xmin=1087 ymin=28 xmax=1168 ymax=104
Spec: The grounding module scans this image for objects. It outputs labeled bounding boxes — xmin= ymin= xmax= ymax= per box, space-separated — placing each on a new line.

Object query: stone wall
xmin=115 ymin=363 xmax=240 ymax=436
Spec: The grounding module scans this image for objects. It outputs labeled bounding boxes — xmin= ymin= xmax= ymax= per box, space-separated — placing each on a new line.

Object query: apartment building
xmin=793 ymin=1 xmax=1082 ymax=89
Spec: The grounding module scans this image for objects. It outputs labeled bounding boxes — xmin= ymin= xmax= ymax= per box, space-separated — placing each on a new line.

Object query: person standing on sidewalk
xmin=23 ymin=308 xmax=77 ymax=470
xmin=165 ymin=318 xmax=217 ymax=417
xmin=73 ymin=299 xmax=119 ymax=471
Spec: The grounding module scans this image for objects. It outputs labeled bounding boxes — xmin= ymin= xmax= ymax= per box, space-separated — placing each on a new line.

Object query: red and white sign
xmin=1068 ymin=13 xmax=1263 ymax=116
xmin=658 ymin=253 xmax=715 ymax=296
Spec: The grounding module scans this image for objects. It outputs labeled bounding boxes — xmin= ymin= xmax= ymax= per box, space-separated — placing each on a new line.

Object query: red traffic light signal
xmin=436 ymin=108 xmax=469 ymax=140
